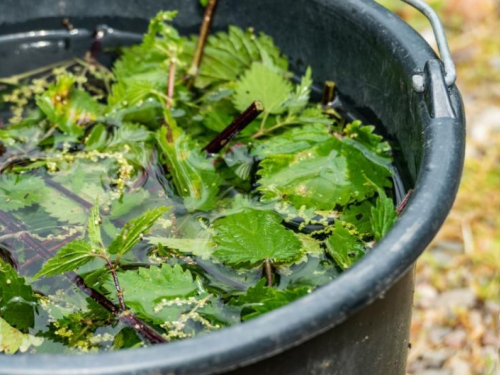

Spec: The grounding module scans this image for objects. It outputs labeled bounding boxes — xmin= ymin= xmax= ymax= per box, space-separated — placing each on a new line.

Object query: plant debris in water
xmin=0 ymin=8 xmax=397 ymax=354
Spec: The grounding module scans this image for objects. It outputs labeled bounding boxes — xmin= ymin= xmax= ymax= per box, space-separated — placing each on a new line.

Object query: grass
xmin=378 ymin=1 xmax=500 ymax=372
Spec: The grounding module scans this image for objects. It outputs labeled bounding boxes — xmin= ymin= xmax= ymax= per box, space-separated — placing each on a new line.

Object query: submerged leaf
xmin=0 ymin=175 xmax=47 ymax=212
xmin=258 ymin=138 xmax=352 ymax=210
xmin=87 ymin=201 xmax=102 ymax=247
xmin=0 ymin=260 xmax=37 ymax=331
xmin=149 ymin=236 xmax=214 ymax=259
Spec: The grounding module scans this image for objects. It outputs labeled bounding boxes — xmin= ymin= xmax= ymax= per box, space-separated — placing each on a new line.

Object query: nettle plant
xmin=0 ymin=3 xmax=400 ymax=354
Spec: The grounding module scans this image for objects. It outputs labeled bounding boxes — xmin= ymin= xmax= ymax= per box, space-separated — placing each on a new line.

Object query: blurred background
xmin=379 ymin=1 xmax=500 ymax=374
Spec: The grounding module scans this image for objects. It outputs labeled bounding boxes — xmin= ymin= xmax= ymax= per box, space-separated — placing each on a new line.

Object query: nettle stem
xmin=203 ymin=101 xmax=264 ymax=155
xmin=0 ymin=210 xmax=166 ymax=345
xmin=186 ymin=0 xmax=219 ymax=83
xmin=264 ymin=259 xmax=273 ymax=287
xmin=322 ymin=80 xmax=336 ymax=106
xmin=105 ymin=258 xmax=127 ymax=311
xmin=396 ymin=189 xmax=413 ymax=216
xmin=166 ymin=60 xmax=176 ymax=109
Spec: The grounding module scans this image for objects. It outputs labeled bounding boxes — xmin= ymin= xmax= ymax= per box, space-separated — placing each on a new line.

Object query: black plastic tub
xmin=0 ymin=0 xmax=465 ymax=374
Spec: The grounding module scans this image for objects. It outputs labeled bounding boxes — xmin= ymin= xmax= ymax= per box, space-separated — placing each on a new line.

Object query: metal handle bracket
xmin=401 ymin=0 xmax=456 ymax=92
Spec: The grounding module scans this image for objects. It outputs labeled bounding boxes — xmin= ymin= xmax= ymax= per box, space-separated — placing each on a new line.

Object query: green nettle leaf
xmin=36 ymin=74 xmax=103 ymax=136
xmin=182 ymin=26 xmax=288 ymax=89
xmin=156 ymin=129 xmax=221 ymax=212
xmin=87 ymin=201 xmax=102 ymax=247
xmin=370 ymin=190 xmax=397 ymax=241
xmin=0 ymin=260 xmax=37 ymax=331
xmin=258 ymin=139 xmax=353 ymax=210
xmin=110 ymin=189 xmax=151 ymax=220
xmin=107 ymin=264 xmax=199 ymax=323
xmin=233 ymin=62 xmax=293 ymax=115
xmin=343 ymin=121 xmax=391 ymax=158
xmin=340 ymin=201 xmax=375 ymax=237
xmin=213 ymin=209 xmax=302 ymax=266
xmin=283 ymin=67 xmax=313 ymax=114
xmin=35 ymin=240 xmax=96 ymax=278
xmin=252 ymin=123 xmax=331 ymax=158
xmin=0 ymin=317 xmax=43 ymax=354
xmin=86 ymin=123 xmax=108 ymax=151
xmin=231 ymin=279 xmax=310 ymax=321
xmin=258 ymin=128 xmax=394 ymax=210
xmin=39 ymin=190 xmax=87 ymax=225
xmin=108 ymin=206 xmax=170 ymax=255
xmin=342 ymin=141 xmax=393 ymax=199
xmin=0 ymin=175 xmax=47 ymax=211
xmin=326 ymin=222 xmax=366 ymax=270
xmin=149 ymin=236 xmax=214 ymax=260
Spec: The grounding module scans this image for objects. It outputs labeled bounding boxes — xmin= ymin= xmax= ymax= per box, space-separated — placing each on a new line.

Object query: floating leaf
xmin=370 ymin=190 xmax=397 ymax=241
xmin=0 ymin=317 xmax=43 ymax=354
xmin=213 ymin=209 xmax=302 ymax=266
xmin=326 ymin=222 xmax=366 ymax=270
xmin=108 ymin=206 xmax=170 ymax=255
xmin=231 ymin=279 xmax=309 ymax=321
xmin=252 ymin=123 xmax=331 ymax=158
xmin=107 ymin=264 xmax=199 ymax=324
xmin=35 ymin=240 xmax=96 ymax=278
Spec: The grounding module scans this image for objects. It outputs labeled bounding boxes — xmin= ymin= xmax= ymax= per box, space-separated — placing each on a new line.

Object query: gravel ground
xmin=379 ymin=1 xmax=500 ymax=373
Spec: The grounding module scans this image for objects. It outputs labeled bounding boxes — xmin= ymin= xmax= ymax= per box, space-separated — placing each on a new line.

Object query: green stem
xmin=265 ymin=259 xmax=273 ymax=287
xmin=252 ymin=119 xmax=299 ymax=139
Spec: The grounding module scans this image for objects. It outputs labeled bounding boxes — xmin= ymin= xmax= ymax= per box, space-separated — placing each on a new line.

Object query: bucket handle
xmin=401 ymin=0 xmax=456 ymax=92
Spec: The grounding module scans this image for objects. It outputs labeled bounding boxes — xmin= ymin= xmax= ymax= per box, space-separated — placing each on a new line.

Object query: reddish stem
xmin=203 ymin=101 xmax=264 ymax=155
xmin=397 ymin=189 xmax=414 ymax=216
xmin=105 ymin=258 xmax=127 ymax=311
xmin=42 ymin=176 xmax=93 ymax=209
